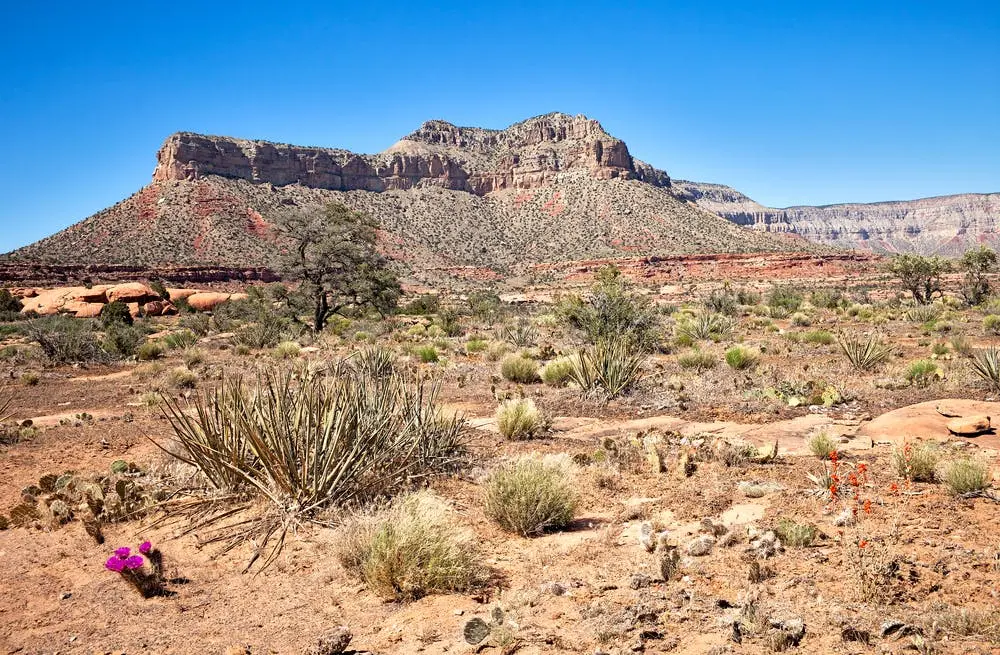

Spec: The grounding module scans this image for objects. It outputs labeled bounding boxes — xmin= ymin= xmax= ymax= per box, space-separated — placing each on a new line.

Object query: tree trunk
xmin=313 ymin=291 xmax=328 ymax=332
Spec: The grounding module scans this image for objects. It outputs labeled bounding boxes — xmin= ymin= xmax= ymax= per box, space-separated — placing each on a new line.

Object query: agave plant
xmin=971 ymin=346 xmax=1000 ymax=390
xmin=569 ymin=338 xmax=644 ymax=399
xmin=675 ymin=312 xmax=734 ymax=342
xmin=838 ymin=332 xmax=893 ymax=371
xmin=158 ymin=365 xmax=464 ymax=569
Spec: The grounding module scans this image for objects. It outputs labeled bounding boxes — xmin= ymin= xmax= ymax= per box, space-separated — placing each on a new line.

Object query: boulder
xmin=107 ymin=282 xmax=158 ymax=304
xmin=126 ymin=302 xmax=142 ymax=318
xmin=72 ymin=303 xmax=106 ymax=319
xmin=143 ymin=300 xmax=177 ymax=317
xmin=947 ymin=415 xmax=992 ymax=436
xmin=187 ymin=292 xmax=237 ymax=312
xmin=166 ymin=288 xmax=199 ymax=301
xmin=20 ymin=288 xmax=73 ymax=315
xmin=69 ymin=285 xmax=111 ymax=303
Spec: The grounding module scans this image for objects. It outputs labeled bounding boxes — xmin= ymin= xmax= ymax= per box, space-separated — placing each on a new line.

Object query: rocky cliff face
xmin=153 ymin=112 xmax=671 ymax=195
xmin=674 ymin=180 xmax=1000 ymax=255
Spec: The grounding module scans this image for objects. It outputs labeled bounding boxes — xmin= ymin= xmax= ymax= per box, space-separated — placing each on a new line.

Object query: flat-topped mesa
xmin=152 ymin=113 xmax=671 ymax=195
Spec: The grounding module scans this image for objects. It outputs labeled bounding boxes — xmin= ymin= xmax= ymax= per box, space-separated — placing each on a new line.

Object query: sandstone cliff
xmin=674 ymin=180 xmax=1000 ymax=255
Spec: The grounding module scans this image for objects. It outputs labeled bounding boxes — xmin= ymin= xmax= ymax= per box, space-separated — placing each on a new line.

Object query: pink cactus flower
xmin=124 ymin=555 xmax=144 ymax=570
xmin=138 ymin=541 xmax=152 ymax=554
xmin=105 ymin=556 xmax=126 ymax=572
xmin=114 ymin=547 xmax=131 ymax=558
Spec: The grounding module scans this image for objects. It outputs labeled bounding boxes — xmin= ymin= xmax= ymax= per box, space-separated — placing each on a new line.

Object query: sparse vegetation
xmin=500 ymin=354 xmax=539 ymax=383
xmin=540 ymin=356 xmax=576 ymax=387
xmin=838 ymin=332 xmax=892 ymax=371
xmin=725 ymin=346 xmax=759 ymax=370
xmin=677 ymin=349 xmax=716 ymax=371
xmin=495 ymin=398 xmax=546 ymax=440
xmin=893 ymin=443 xmax=939 ymax=482
xmin=556 ymin=265 xmax=660 ymax=350
xmin=943 ymin=458 xmax=990 ymax=495
xmin=569 ymin=338 xmax=644 ymax=398
xmin=806 ymin=432 xmax=837 ymax=459
xmin=483 ymin=457 xmax=578 ymax=536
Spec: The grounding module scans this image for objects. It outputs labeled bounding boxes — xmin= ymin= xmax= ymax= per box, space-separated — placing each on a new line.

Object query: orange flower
xmin=863 ymin=499 xmax=872 ymax=514
xmin=858 ymin=539 xmax=869 ymax=549
xmin=848 ymin=473 xmax=859 ymax=487
xmin=889 ymin=482 xmax=899 ymax=493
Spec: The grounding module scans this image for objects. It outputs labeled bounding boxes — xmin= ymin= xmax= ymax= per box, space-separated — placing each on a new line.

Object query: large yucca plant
xmin=675 ymin=312 xmax=733 ymax=343
xmin=971 ymin=346 xmax=1000 ymax=390
xmin=569 ymin=338 xmax=644 ymax=399
xmin=158 ymin=366 xmax=464 ymax=569
xmin=838 ymin=332 xmax=892 ymax=371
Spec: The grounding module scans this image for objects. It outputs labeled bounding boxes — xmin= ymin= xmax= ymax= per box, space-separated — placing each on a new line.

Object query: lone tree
xmin=887 ymin=254 xmax=951 ymax=305
xmin=959 ymin=245 xmax=998 ymax=305
xmin=272 ymin=202 xmax=401 ymax=332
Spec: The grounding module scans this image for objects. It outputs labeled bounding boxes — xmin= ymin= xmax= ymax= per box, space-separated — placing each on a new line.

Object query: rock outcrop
xmin=674 ymin=180 xmax=1000 ymax=255
xmin=152 ymin=113 xmax=671 ymax=194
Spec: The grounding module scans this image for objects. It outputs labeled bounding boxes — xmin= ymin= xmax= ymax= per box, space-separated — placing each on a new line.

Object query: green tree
xmin=272 ymin=202 xmax=401 ymax=332
xmin=959 ymin=245 xmax=998 ymax=305
xmin=887 ymin=254 xmax=951 ymax=305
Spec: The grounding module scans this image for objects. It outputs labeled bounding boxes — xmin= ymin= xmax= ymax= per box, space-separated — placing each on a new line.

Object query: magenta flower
xmin=138 ymin=541 xmax=152 ymax=554
xmin=105 ymin=556 xmax=126 ymax=572
xmin=114 ymin=547 xmax=131 ymax=558
xmin=124 ymin=555 xmax=144 ymax=570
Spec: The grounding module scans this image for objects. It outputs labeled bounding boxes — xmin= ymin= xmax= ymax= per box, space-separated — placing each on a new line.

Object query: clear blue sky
xmin=2 ymin=1 xmax=998 ymax=253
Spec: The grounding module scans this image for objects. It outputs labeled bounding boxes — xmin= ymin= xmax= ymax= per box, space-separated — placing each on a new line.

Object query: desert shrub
xmin=136 ymin=341 xmax=165 ymax=361
xmin=436 ymin=308 xmax=463 ymax=337
xmin=931 ymin=342 xmax=949 ymax=356
xmin=943 ymin=458 xmax=990 ymax=495
xmin=466 ymin=290 xmax=504 ymax=322
xmin=179 ymin=312 xmax=211 ymax=336
xmin=495 ymin=398 xmax=545 ymax=440
xmin=704 ymin=288 xmax=739 ymax=316
xmin=984 ymin=315 xmax=1000 ymax=335
xmin=677 ymin=350 xmax=716 ymax=371
xmin=801 ymin=330 xmax=834 ymax=345
xmin=790 ymin=312 xmax=812 ymax=327
xmin=0 ymin=289 xmax=23 ymax=313
xmin=230 ymin=316 xmax=285 ymax=350
xmin=27 ymin=316 xmax=110 ymax=364
xmin=806 ymin=432 xmax=837 ymax=459
xmin=774 ymin=518 xmax=816 ymax=548
xmin=555 ymin=265 xmax=660 ymax=350
xmin=486 ymin=341 xmax=511 ymax=362
xmin=414 ymin=345 xmax=439 ymax=363
xmin=483 ymin=457 xmax=578 ymax=536
xmin=960 ymin=245 xmax=998 ymax=305
xmin=889 ymin=254 xmax=951 ymax=304
xmin=499 ymin=319 xmax=536 ymax=348
xmin=182 ymin=348 xmax=205 ymax=368
xmin=893 ymin=443 xmax=939 ymax=482
xmin=500 ymin=354 xmax=539 ymax=383
xmin=160 ymin=330 xmax=196 ymax=350
xmin=838 ymin=333 xmax=892 ymax=371
xmin=951 ymin=335 xmax=974 ymax=358
xmin=465 ymin=338 xmax=487 ymax=354
xmin=100 ymin=300 xmax=133 ymax=327
xmin=905 ymin=359 xmax=940 ymax=387
xmin=674 ymin=312 xmax=733 ymax=343
xmin=569 ymin=338 xmax=644 ymax=398
xmin=927 ymin=607 xmax=1000 ymax=643
xmin=166 ymin=366 xmax=198 ymax=389
xmin=399 ymin=294 xmax=440 ymax=315
xmin=271 ymin=341 xmax=301 ymax=360
xmin=736 ymin=289 xmax=762 ymax=306
xmin=354 ymin=347 xmax=395 ymax=379
xmin=102 ymin=323 xmax=145 ymax=358
xmin=540 ymin=356 xmax=576 ymax=387
xmin=768 ymin=287 xmax=803 ymax=313
xmin=160 ymin=367 xmax=464 ymax=567
xmin=906 ymin=304 xmax=943 ymax=323
xmin=810 ymin=289 xmax=844 ymax=309
xmin=725 ymin=346 xmax=759 ymax=371
xmin=336 ymin=492 xmax=483 ymax=600
xmin=971 ymin=347 xmax=1000 ymax=390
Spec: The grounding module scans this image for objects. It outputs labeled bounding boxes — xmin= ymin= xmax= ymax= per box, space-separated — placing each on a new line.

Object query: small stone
xmin=687 ymin=535 xmax=715 ymax=557
xmin=59 ymin=591 xmax=71 ymax=600
xmin=638 ymin=521 xmax=656 ymax=552
xmin=463 ymin=618 xmax=491 ymax=645
xmin=453 ymin=609 xmax=464 ymax=615
xmin=304 ymin=626 xmax=351 ymax=655
xmin=629 ymin=573 xmax=652 ymax=590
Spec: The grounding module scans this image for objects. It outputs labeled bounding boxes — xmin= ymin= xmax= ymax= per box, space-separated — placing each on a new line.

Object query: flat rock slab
xmin=858 ymin=399 xmax=1000 ymax=447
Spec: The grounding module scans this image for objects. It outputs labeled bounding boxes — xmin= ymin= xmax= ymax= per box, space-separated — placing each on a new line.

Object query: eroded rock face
xmin=152 ymin=113 xmax=671 ymax=195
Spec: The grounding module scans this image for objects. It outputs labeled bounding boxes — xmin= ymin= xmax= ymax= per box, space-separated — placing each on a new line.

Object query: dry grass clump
xmin=806 ymin=432 xmax=837 ymax=459
xmin=495 ymin=398 xmax=546 ymax=440
xmin=838 ymin=332 xmax=892 ymax=371
xmin=159 ymin=366 xmax=464 ymax=568
xmin=483 ymin=457 xmax=578 ymax=536
xmin=725 ymin=346 xmax=759 ymax=370
xmin=539 ymin=356 xmax=576 ymax=387
xmin=27 ymin=316 xmax=111 ymax=364
xmin=136 ymin=341 xmax=165 ymax=361
xmin=271 ymin=341 xmax=301 ymax=360
xmin=774 ymin=518 xmax=816 ymax=548
xmin=336 ymin=492 xmax=484 ymax=600
xmin=677 ymin=349 xmax=716 ymax=371
xmin=843 ymin=536 xmax=897 ymax=604
xmin=500 ymin=354 xmax=539 ymax=383
xmin=893 ymin=443 xmax=939 ymax=482
xmin=943 ymin=458 xmax=990 ymax=495
xmin=182 ymin=348 xmax=205 ymax=368
xmin=927 ymin=606 xmax=1000 ymax=644
xmin=905 ymin=359 xmax=941 ymax=387
xmin=166 ymin=367 xmax=198 ymax=389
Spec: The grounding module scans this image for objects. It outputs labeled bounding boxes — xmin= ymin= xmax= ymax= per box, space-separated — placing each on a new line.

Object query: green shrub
xmin=704 ymin=289 xmax=739 ymax=316
xmin=465 ymin=338 xmax=487 ymax=354
xmin=984 ymin=315 xmax=1000 ymax=335
xmin=893 ymin=443 xmax=939 ymax=482
xmin=674 ymin=312 xmax=733 ymax=343
xmin=271 ymin=341 xmax=301 ymax=360
xmin=136 ymin=341 xmax=165 ymax=361
xmin=774 ymin=518 xmax=816 ymax=548
xmin=230 ymin=316 xmax=285 ymax=350
xmin=20 ymin=371 xmax=40 ymax=386
xmin=102 ymin=323 xmax=145 ymax=358
xmin=483 ymin=458 xmax=578 ymax=536
xmin=399 ymin=294 xmax=440 ymax=315
xmin=736 ymin=289 xmax=762 ymax=306
xmin=161 ymin=330 xmax=197 ymax=350
xmin=905 ymin=359 xmax=941 ymax=387
xmin=414 ymin=345 xmax=439 ymax=363
xmin=906 ymin=304 xmax=944 ymax=323
xmin=677 ymin=350 xmax=716 ymax=371
xmin=354 ymin=347 xmax=396 ymax=379
xmin=179 ymin=312 xmax=211 ymax=336
xmin=768 ymin=287 xmax=803 ymax=313
xmin=499 ymin=320 xmax=536 ymax=348
xmin=971 ymin=347 xmax=1000 ymax=390
xmin=952 ymin=335 xmax=974 ymax=358
xmin=806 ymin=432 xmax=837 ymax=459
xmin=182 ymin=348 xmax=205 ymax=368
xmin=336 ymin=492 xmax=483 ymax=600
xmin=486 ymin=341 xmax=511 ymax=362
xmin=540 ymin=356 xmax=576 ymax=387
xmin=943 ymin=458 xmax=990 ymax=495
xmin=167 ymin=366 xmax=198 ymax=389
xmin=569 ymin=338 xmax=644 ymax=398
xmin=466 ymin=290 xmax=504 ymax=322
xmin=495 ymin=398 xmax=546 ymax=440
xmin=0 ymin=289 xmax=23 ymax=313
xmin=500 ymin=354 xmax=539 ymax=383
xmin=435 ymin=309 xmax=463 ymax=337
xmin=931 ymin=342 xmax=949 ymax=356
xmin=801 ymin=330 xmax=835 ymax=345
xmin=790 ymin=312 xmax=812 ymax=327
xmin=838 ymin=333 xmax=892 ymax=371
xmin=810 ymin=289 xmax=844 ymax=309
xmin=100 ymin=300 xmax=134 ymax=327
xmin=27 ymin=316 xmax=110 ymax=364
xmin=725 ymin=346 xmax=759 ymax=370
xmin=555 ymin=265 xmax=660 ymax=350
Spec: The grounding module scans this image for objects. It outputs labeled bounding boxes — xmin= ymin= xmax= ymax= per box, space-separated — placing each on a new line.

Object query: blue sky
xmin=1 ymin=1 xmax=997 ymax=252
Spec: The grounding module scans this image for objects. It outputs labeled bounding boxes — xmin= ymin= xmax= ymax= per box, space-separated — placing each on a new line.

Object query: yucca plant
xmin=569 ymin=338 xmax=644 ymax=399
xmin=838 ymin=332 xmax=893 ymax=371
xmin=158 ymin=366 xmax=464 ymax=569
xmin=971 ymin=346 xmax=1000 ymax=390
xmin=675 ymin=312 xmax=733 ymax=343
xmin=0 ymin=386 xmax=12 ymax=424
xmin=499 ymin=320 xmax=537 ymax=348
xmin=353 ymin=346 xmax=396 ymax=379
